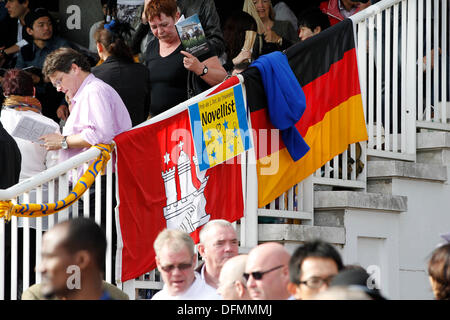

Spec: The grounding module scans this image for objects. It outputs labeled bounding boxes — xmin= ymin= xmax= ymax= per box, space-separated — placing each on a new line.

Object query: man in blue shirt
xmin=15 ymin=7 xmax=71 ymax=122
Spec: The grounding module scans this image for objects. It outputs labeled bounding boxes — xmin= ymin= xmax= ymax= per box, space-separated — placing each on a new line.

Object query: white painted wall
xmin=342 ymin=209 xmax=400 ymax=299
xmin=391 ymin=178 xmax=450 ymax=300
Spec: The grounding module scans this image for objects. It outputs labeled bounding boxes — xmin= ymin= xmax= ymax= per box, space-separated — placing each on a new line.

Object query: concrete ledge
xmin=257 ymin=224 xmax=346 ymax=244
xmin=417 ymin=132 xmax=450 ymax=150
xmin=314 ymin=191 xmax=407 ymax=213
xmin=367 ymin=160 xmax=447 ymax=182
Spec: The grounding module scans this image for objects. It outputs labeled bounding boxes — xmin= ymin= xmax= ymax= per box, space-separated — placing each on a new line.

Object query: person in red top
xmin=319 ymin=0 xmax=371 ymax=26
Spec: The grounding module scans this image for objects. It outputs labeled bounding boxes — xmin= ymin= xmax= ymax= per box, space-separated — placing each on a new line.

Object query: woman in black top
xmin=143 ymin=0 xmax=227 ymax=117
xmin=92 ymin=19 xmax=151 ymax=126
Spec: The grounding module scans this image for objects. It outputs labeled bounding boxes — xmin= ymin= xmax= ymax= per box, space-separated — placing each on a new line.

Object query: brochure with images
xmin=175 ymin=14 xmax=209 ymax=57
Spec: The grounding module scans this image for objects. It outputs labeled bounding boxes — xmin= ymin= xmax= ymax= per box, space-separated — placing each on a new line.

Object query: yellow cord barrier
xmin=0 ymin=144 xmax=113 ymax=221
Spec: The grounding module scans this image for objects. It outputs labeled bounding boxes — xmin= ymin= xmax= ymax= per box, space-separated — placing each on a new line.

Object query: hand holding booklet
xmin=10 ymin=112 xmax=60 ymax=143
xmin=175 ymin=14 xmax=209 ymax=57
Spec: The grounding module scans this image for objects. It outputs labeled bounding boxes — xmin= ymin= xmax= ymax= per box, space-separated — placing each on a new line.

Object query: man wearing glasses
xmin=287 ymin=239 xmax=344 ymax=300
xmin=152 ymin=228 xmax=218 ymax=299
xmin=244 ymin=242 xmax=292 ymax=300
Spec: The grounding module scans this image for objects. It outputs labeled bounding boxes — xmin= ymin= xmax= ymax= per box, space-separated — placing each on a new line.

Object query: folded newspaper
xmin=10 ymin=112 xmax=59 ymax=143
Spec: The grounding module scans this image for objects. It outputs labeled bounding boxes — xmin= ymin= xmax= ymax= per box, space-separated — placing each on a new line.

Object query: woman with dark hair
xmin=143 ymin=0 xmax=227 ymax=117
xmin=428 ymin=243 xmax=450 ymax=300
xmin=0 ymin=68 xmax=59 ymax=229
xmin=222 ymin=11 xmax=258 ymax=73
xmin=91 ymin=20 xmax=151 ymax=126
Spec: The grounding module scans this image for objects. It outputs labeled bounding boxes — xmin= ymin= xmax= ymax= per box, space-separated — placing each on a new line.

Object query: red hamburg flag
xmin=114 ymin=82 xmax=244 ymax=282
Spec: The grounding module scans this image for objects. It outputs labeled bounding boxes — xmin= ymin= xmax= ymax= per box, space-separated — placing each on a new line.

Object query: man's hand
xmin=39 ymin=132 xmax=64 ymax=151
xmin=57 ymin=104 xmax=69 ymax=121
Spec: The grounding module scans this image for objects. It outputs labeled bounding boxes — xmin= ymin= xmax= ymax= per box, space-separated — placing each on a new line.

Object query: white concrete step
xmin=314 ymin=191 xmax=407 ymax=228
xmin=417 ymin=131 xmax=450 ymax=165
xmin=367 ymin=160 xmax=447 ymax=194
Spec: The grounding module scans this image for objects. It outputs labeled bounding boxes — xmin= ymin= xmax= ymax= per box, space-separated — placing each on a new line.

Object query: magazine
xmin=10 ymin=112 xmax=59 ymax=143
xmin=175 ymin=14 xmax=209 ymax=57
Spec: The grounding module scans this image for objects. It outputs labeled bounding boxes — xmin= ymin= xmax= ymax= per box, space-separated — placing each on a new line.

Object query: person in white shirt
xmin=196 ymin=219 xmax=239 ymax=299
xmin=1 ymin=68 xmax=58 ymax=230
xmin=151 ymin=228 xmax=217 ymax=300
xmin=217 ymin=254 xmax=250 ymax=300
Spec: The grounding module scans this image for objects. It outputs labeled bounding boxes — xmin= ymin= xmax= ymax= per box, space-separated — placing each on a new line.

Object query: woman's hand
xmin=181 ymin=50 xmax=203 ymax=75
xmin=232 ymin=49 xmax=252 ymax=66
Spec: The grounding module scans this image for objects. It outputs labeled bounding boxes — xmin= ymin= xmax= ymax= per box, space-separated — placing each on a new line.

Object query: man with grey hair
xmin=197 ymin=219 xmax=239 ymax=299
xmin=217 ymin=254 xmax=250 ymax=300
xmin=152 ymin=228 xmax=216 ymax=299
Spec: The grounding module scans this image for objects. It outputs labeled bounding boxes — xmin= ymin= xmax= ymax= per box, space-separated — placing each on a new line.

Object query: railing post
xmin=405 ymin=0 xmax=418 ymax=157
xmin=120 ymin=280 xmax=136 ymax=300
xmin=243 ymin=149 xmax=258 ymax=249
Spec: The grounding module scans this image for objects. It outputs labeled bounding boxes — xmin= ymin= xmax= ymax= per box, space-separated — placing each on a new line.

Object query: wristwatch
xmin=61 ymin=136 xmax=68 ymax=150
xmin=199 ymin=65 xmax=208 ymax=77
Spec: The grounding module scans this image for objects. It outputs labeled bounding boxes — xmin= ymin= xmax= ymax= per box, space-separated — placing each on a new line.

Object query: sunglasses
xmin=243 ymin=265 xmax=284 ymax=281
xmin=159 ymin=262 xmax=193 ymax=273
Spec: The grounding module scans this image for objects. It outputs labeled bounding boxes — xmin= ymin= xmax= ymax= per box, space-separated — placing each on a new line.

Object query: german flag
xmin=243 ymin=19 xmax=368 ymax=208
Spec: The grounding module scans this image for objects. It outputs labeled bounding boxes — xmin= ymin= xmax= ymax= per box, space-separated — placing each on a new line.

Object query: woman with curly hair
xmin=428 ymin=243 xmax=450 ymax=300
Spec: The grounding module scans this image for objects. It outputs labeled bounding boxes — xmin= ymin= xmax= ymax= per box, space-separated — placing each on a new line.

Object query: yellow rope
xmin=0 ymin=144 xmax=113 ymax=221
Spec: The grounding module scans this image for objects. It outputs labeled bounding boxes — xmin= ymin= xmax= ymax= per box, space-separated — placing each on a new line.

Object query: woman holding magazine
xmin=143 ymin=0 xmax=227 ymax=117
xmin=1 ymin=69 xmax=59 ymax=227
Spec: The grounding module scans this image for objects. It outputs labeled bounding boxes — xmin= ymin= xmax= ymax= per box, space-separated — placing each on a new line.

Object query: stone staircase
xmin=308 ymin=131 xmax=450 ymax=299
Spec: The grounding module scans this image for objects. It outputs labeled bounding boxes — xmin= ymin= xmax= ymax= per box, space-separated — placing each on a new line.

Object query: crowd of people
xmin=0 ymin=0 xmax=380 ymax=191
xmin=17 ymin=217 xmax=450 ymax=300
xmin=4 ymin=0 xmax=447 ymax=301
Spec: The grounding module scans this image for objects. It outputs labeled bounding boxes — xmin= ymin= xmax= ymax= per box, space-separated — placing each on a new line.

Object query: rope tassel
xmin=0 ymin=144 xmax=113 ymax=221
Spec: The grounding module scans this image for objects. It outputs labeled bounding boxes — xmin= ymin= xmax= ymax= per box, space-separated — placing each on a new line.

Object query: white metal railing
xmin=0 ymin=147 xmax=115 ymax=300
xmin=351 ymin=0 xmax=450 ymax=159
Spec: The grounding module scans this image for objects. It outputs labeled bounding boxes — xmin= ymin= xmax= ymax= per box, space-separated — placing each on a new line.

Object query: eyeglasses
xmin=160 ymin=262 xmax=193 ymax=273
xmin=51 ymin=76 xmax=63 ymax=89
xmin=243 ymin=265 xmax=284 ymax=281
xmin=299 ymin=275 xmax=335 ymax=289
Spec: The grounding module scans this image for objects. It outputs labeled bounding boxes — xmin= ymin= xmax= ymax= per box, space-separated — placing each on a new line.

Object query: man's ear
xmin=155 ymin=256 xmax=162 ymax=272
xmin=235 ymin=281 xmax=246 ymax=298
xmin=75 ymin=250 xmax=91 ymax=270
xmin=197 ymin=243 xmax=206 ymax=258
xmin=313 ymin=26 xmax=322 ymax=35
xmin=26 ymin=26 xmax=33 ymax=37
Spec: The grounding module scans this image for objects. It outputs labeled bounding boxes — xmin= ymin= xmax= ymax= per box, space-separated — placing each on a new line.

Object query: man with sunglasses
xmin=152 ymin=228 xmax=218 ymax=299
xmin=245 ymin=242 xmax=292 ymax=300
xmin=287 ymin=239 xmax=344 ymax=300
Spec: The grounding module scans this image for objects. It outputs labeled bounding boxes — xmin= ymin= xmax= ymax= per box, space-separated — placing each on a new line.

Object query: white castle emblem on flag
xmin=161 ymin=141 xmax=210 ymax=233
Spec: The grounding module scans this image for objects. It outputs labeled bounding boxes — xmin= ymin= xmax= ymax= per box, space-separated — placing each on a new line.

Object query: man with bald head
xmin=245 ymin=242 xmax=293 ymax=300
xmin=197 ymin=219 xmax=239 ymax=298
xmin=217 ymin=254 xmax=250 ymax=300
